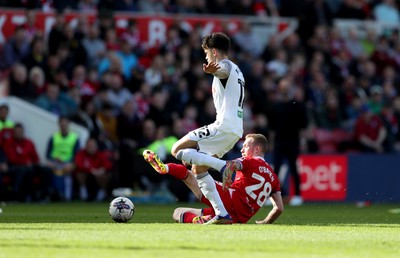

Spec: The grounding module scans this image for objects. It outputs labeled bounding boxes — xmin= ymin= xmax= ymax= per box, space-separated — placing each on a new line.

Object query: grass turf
xmin=0 ymin=202 xmax=399 ymax=258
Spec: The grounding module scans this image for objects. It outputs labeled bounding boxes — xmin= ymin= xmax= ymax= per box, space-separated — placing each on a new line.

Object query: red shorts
xmin=200 ymin=181 xmax=255 ymax=223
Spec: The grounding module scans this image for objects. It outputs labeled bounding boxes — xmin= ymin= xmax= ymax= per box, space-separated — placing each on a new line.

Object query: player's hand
xmin=222 ymin=167 xmax=234 ymax=191
xmin=203 ymin=61 xmax=220 ymax=74
xmin=222 ymin=174 xmax=232 ymax=191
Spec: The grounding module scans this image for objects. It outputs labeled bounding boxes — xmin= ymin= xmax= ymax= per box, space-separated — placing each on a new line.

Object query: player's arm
xmin=255 ymin=191 xmax=284 ymax=224
xmin=203 ymin=59 xmax=231 ymax=79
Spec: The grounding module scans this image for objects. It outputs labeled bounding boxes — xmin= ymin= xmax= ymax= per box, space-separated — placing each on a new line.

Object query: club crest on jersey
xmin=237 ymin=110 xmax=243 ymax=118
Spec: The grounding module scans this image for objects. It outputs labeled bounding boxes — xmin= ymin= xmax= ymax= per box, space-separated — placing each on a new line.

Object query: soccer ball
xmin=109 ymin=196 xmax=135 ymax=223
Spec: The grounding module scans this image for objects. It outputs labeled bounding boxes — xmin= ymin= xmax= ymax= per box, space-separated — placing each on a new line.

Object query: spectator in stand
xmin=35 ymin=83 xmax=76 ymax=117
xmin=344 ymin=28 xmax=364 ymax=58
xmin=368 ymin=85 xmax=384 ymax=115
xmin=46 ymin=116 xmax=80 ymax=201
xmin=2 ymin=123 xmax=52 ymax=202
xmin=371 ymin=35 xmax=397 ymax=75
xmin=74 ymin=137 xmax=112 ymax=201
xmin=297 ymin=0 xmax=334 ymax=45
xmin=146 ymin=88 xmax=173 ymax=127
xmin=361 ymin=29 xmax=378 ymax=57
xmin=77 ymin=0 xmax=97 ymax=13
xmin=69 ymin=65 xmax=99 ymax=102
xmin=71 ymin=99 xmax=109 ymax=149
xmin=62 ymin=24 xmax=88 ymax=68
xmin=82 ymin=24 xmax=106 ymax=69
xmin=120 ymin=20 xmax=142 ymax=52
xmin=21 ymin=36 xmax=47 ymax=72
xmin=180 ymin=104 xmax=199 ymax=134
xmin=114 ymin=0 xmax=138 ymax=11
xmin=335 ymin=0 xmax=371 ymax=20
xmin=97 ymin=102 xmax=119 ymax=144
xmin=116 ymin=39 xmax=138 ymax=81
xmin=1 ymin=25 xmax=30 ymax=69
xmin=233 ymin=21 xmax=263 ymax=57
xmin=266 ymin=49 xmax=289 ymax=79
xmin=138 ymin=0 xmax=166 ymax=13
xmin=305 ymin=71 xmax=329 ymax=111
xmin=314 ymin=88 xmax=344 ymax=130
xmin=144 ymin=55 xmax=164 ymax=88
xmin=0 ymin=104 xmax=15 ymax=133
xmin=353 ymin=104 xmax=387 ymax=153
xmin=306 ymin=25 xmax=331 ymax=59
xmin=23 ymin=9 xmax=40 ymax=43
xmin=105 ymin=73 xmax=132 ymax=113
xmin=8 ymin=64 xmax=34 ymax=101
xmin=28 ymin=66 xmax=47 ymax=100
xmin=48 ymin=12 xmax=66 ymax=56
xmin=373 ymin=0 xmax=400 ymax=24
xmin=104 ymin=28 xmax=120 ymax=51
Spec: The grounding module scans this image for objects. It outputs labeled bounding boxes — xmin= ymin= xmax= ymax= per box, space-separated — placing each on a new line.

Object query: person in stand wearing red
xmin=354 ymin=105 xmax=387 ymax=153
xmin=2 ymin=123 xmax=51 ymax=202
xmin=74 ymin=137 xmax=112 ymax=201
xmin=144 ymin=133 xmax=283 ymax=224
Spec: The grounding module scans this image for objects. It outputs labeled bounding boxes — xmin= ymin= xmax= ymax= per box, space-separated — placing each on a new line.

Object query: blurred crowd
xmin=1 ymin=0 xmax=400 ymax=202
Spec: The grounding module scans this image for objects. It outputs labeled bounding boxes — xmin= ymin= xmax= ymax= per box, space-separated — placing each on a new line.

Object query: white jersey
xmin=211 ymin=59 xmax=244 ymax=137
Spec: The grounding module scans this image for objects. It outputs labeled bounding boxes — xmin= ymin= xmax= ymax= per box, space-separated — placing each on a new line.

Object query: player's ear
xmin=212 ymin=48 xmax=217 ymax=56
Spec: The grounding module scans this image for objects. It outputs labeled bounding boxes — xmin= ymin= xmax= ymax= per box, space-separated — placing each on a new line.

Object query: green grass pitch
xmin=0 ymin=202 xmax=399 ymax=258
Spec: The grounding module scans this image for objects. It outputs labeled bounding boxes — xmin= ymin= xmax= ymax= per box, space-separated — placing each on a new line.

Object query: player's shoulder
xmin=219 ymin=59 xmax=232 ymax=70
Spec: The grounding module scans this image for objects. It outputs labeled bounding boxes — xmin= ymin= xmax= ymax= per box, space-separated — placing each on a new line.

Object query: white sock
xmin=196 ymin=172 xmax=228 ymax=217
xmin=96 ymin=189 xmax=106 ymax=201
xmin=64 ymin=175 xmax=72 ymax=201
xmin=80 ymin=186 xmax=88 ymax=200
xmin=177 ymin=149 xmax=226 ymax=171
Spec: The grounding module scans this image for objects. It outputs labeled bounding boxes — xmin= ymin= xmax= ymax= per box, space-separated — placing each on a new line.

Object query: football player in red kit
xmin=143 ymin=133 xmax=283 ymax=224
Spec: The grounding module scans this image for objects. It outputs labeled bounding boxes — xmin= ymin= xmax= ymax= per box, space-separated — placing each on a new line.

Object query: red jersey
xmin=354 ymin=115 xmax=383 ymax=141
xmin=74 ymin=150 xmax=113 ymax=174
xmin=2 ymin=137 xmax=39 ymax=166
xmin=229 ymin=156 xmax=281 ymax=223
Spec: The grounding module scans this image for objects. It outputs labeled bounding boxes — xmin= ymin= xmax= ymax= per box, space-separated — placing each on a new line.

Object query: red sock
xmin=166 ymin=163 xmax=189 ymax=180
xmin=182 ymin=212 xmax=197 ymax=223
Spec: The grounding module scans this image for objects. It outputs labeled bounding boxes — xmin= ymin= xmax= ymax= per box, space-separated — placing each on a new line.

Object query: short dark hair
xmin=201 ymin=32 xmax=230 ymax=54
xmin=58 ymin=115 xmax=70 ymax=124
xmin=0 ymin=104 xmax=9 ymax=110
xmin=246 ymin=133 xmax=268 ymax=153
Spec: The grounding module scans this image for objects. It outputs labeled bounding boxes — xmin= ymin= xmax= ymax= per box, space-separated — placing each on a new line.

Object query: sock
xmin=79 ymin=186 xmax=88 ymax=200
xmin=196 ymin=172 xmax=228 ymax=217
xmin=166 ymin=163 xmax=189 ymax=180
xmin=96 ymin=189 xmax=106 ymax=201
xmin=177 ymin=149 xmax=226 ymax=171
xmin=181 ymin=212 xmax=197 ymax=223
xmin=64 ymin=175 xmax=72 ymax=201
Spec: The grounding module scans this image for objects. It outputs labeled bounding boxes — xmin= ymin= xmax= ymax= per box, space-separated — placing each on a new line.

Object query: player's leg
xmin=176 ymin=149 xmax=226 ymax=171
xmin=170 ymin=134 xmax=197 ymax=158
xmin=191 ymin=164 xmax=231 ymax=221
xmin=178 ymin=128 xmax=237 ymax=223
xmin=287 ymin=148 xmax=303 ymax=206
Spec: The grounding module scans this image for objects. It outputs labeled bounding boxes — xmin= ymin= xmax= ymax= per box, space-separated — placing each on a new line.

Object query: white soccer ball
xmin=109 ymin=196 xmax=135 ymax=223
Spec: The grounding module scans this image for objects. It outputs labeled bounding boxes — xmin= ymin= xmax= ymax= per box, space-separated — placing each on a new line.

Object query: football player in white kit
xmin=155 ymin=32 xmax=244 ymax=224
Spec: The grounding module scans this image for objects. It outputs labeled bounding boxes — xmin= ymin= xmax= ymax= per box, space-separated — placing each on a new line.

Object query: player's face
xmin=204 ymin=48 xmax=215 ymax=63
xmin=241 ymin=138 xmax=256 ymax=158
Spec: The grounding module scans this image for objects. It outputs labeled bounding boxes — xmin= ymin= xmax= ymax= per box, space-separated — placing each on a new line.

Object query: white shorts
xmin=187 ymin=124 xmax=240 ymax=158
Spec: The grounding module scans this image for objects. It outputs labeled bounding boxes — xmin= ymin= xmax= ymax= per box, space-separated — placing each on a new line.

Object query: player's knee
xmin=171 ymin=144 xmax=179 ymax=158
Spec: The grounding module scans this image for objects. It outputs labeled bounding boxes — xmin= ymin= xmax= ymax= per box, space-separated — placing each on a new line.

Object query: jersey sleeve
xmin=237 ymin=157 xmax=251 ymax=173
xmin=213 ymin=59 xmax=231 ymax=79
